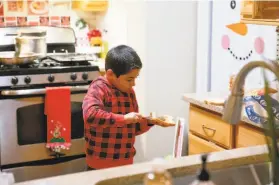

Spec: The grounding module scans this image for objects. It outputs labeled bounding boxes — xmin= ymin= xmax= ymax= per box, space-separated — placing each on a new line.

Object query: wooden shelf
xmin=240 ymin=0 xmax=279 ymax=26
xmin=72 ymin=0 xmax=108 ymax=12
xmin=241 ymin=18 xmax=279 ymax=26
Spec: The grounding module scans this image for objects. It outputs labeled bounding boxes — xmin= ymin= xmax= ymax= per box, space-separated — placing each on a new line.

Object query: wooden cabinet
xmin=189 ymin=106 xmax=234 ymax=149
xmin=188 ymin=104 xmax=268 ymax=156
xmin=189 ymin=133 xmax=225 ymax=155
xmin=241 ymin=1 xmax=259 ymax=19
xmin=240 ymin=1 xmax=279 ymax=26
xmin=236 ymin=123 xmax=266 ymax=148
xmin=72 ymin=0 xmax=108 ymax=12
xmin=188 ymin=105 xmax=235 ymax=155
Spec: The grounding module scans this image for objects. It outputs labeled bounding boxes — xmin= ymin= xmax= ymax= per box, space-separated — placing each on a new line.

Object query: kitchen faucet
xmin=222 ymin=60 xmax=279 ymax=185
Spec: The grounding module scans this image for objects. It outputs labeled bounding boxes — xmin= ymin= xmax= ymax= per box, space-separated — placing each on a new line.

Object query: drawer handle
xmin=202 ymin=125 xmax=216 ymax=137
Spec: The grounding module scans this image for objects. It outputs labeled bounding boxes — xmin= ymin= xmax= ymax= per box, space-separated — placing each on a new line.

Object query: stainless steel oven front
xmin=0 ymin=86 xmax=89 ymax=182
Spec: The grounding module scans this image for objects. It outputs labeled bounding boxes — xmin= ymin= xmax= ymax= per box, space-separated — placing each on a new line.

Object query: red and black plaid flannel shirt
xmin=82 ymin=76 xmax=153 ymax=165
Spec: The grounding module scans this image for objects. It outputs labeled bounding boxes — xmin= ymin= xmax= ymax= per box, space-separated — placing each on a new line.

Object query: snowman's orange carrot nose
xmin=226 ymin=23 xmax=247 ymax=36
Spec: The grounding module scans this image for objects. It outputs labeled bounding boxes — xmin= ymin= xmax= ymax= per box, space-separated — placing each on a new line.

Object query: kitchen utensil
xmin=15 ymin=28 xmax=47 ymax=58
xmin=0 ymin=51 xmax=40 ymax=65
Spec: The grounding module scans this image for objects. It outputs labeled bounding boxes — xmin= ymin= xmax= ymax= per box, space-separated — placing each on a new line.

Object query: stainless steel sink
xmin=96 ymin=162 xmax=271 ymax=185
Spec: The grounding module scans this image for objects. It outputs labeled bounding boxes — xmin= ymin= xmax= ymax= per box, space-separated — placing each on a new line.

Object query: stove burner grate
xmin=0 ymin=53 xmax=97 ymax=71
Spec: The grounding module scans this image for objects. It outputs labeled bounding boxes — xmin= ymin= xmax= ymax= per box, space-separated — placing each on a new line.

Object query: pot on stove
xmin=15 ymin=28 xmax=47 ymax=58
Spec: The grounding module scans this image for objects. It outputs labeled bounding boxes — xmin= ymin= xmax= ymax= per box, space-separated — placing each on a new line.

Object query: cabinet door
xmin=241 ymin=1 xmax=256 ymax=18
xmin=259 ymin=1 xmax=279 ymax=19
xmin=236 ymin=124 xmax=266 ymax=148
xmin=189 ymin=133 xmax=225 ymax=155
xmin=189 ymin=106 xmax=234 ymax=149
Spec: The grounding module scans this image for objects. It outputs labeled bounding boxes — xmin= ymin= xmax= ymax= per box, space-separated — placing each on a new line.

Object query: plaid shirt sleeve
xmin=82 ymin=83 xmax=126 ymax=128
xmin=131 ymin=89 xmax=154 ymax=136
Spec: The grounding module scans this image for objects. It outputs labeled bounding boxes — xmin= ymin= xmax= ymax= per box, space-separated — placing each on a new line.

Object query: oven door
xmin=0 ymin=86 xmax=88 ymax=166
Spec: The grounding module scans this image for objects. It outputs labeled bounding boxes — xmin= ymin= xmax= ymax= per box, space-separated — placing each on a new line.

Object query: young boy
xmin=82 ymin=45 xmax=155 ymax=170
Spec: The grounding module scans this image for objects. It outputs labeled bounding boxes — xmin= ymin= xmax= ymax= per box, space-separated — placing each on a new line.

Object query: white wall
xmin=195 ymin=1 xmax=212 ymax=93
xmin=125 ymin=1 xmax=197 ymax=161
xmin=143 ymin=1 xmax=197 ymax=160
xmin=124 ymin=0 xmax=147 ymax=163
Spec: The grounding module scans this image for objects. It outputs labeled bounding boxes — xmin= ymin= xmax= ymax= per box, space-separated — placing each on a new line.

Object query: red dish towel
xmin=45 ymin=86 xmax=71 ymax=151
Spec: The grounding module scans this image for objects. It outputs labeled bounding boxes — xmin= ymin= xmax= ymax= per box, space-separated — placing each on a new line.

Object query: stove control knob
xmin=70 ymin=73 xmax=77 ymax=81
xmin=11 ymin=77 xmax=18 ymax=85
xmin=24 ymin=76 xmax=31 ymax=84
xmin=82 ymin=72 xmax=88 ymax=80
xmin=48 ymin=75 xmax=55 ymax=82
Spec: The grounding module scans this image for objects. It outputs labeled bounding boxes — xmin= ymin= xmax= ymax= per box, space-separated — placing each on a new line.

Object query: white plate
xmin=30 ymin=0 xmax=48 ymax=14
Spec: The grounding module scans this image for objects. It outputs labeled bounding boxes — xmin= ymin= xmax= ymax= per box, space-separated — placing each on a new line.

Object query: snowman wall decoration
xmin=222 ymin=22 xmax=265 ymax=61
xmin=209 ymin=0 xmax=277 ymax=92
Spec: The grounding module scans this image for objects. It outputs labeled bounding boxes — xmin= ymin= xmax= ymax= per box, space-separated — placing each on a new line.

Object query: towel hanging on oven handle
xmin=1 ymin=85 xmax=89 ymax=96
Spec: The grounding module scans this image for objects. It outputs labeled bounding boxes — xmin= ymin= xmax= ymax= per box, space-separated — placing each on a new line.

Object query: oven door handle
xmin=1 ymin=85 xmax=89 ymax=96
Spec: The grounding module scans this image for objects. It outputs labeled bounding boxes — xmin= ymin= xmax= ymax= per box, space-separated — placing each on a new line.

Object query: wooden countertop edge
xmin=15 ymin=145 xmax=270 ymax=185
xmin=182 ymin=93 xmax=265 ymax=129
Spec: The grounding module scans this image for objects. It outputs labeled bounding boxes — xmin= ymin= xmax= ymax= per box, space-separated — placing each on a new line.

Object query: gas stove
xmin=0 ymin=26 xmax=100 ymax=183
xmin=0 ymin=53 xmax=100 ymax=89
xmin=0 ymin=26 xmax=100 ymax=90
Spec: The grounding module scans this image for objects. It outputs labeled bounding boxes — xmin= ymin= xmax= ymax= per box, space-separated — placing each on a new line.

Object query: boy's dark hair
xmin=105 ymin=45 xmax=142 ymax=77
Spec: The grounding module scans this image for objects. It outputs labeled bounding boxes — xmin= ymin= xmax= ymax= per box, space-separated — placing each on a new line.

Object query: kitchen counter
xmin=15 ymin=144 xmax=270 ymax=185
xmin=11 ymin=91 xmax=272 ymax=185
xmin=182 ymin=91 xmax=264 ymax=129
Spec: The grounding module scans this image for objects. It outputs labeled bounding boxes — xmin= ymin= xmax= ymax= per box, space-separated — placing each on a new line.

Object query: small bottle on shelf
xmin=144 ymin=158 xmax=173 ymax=185
xmin=189 ymin=154 xmax=215 ymax=185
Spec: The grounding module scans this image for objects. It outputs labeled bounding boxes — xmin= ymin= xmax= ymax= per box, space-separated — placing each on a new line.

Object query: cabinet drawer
xmin=189 ymin=133 xmax=225 ymax=155
xmin=189 ymin=106 xmax=233 ymax=149
xmin=236 ymin=124 xmax=266 ymax=148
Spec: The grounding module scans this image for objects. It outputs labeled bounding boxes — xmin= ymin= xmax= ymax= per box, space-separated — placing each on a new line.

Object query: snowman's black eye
xmin=230 ymin=0 xmax=236 ymax=9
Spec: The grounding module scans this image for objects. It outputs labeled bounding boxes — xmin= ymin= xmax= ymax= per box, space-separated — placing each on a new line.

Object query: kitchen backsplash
xmin=0 ymin=0 xmax=71 ymax=27
xmin=0 ymin=0 xmax=129 ymax=54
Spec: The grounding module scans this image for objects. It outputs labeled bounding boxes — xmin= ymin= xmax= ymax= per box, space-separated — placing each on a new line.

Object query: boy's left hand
xmin=124 ymin=112 xmax=143 ymax=124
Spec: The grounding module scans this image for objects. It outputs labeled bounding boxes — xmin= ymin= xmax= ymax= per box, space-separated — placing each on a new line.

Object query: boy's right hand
xmin=124 ymin=112 xmax=142 ymax=124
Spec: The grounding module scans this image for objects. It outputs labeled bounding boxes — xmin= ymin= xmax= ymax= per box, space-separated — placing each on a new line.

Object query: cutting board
xmin=204 ymin=98 xmax=225 ymax=106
